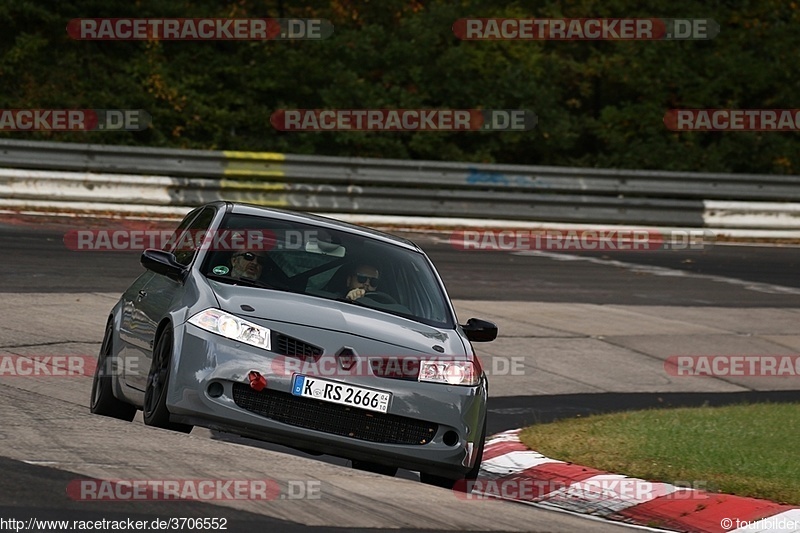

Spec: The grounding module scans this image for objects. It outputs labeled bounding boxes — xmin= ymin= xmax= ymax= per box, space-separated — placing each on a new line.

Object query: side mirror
xmin=462 ymin=318 xmax=498 ymax=342
xmin=141 ymin=249 xmax=187 ymax=282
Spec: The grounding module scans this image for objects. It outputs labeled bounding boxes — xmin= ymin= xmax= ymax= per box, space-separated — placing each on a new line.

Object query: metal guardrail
xmin=1 ymin=138 xmax=799 ymax=228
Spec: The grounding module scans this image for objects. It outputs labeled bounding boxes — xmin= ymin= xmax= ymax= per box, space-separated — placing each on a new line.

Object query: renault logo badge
xmin=337 ymin=347 xmax=357 ymax=370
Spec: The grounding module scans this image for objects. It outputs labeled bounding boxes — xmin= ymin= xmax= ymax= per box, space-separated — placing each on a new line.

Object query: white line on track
xmin=512 ymin=250 xmax=800 ymax=296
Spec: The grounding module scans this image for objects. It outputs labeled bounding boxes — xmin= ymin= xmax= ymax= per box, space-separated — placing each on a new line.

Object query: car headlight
xmin=188 ymin=309 xmax=271 ymax=351
xmin=419 ymin=360 xmax=479 ymax=386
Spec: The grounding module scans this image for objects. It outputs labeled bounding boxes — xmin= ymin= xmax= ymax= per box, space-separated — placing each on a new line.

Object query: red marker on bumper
xmin=248 ymin=371 xmax=266 ymax=391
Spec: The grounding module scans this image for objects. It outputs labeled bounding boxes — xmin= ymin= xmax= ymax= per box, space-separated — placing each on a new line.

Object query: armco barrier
xmin=1 ymin=139 xmax=800 ymax=228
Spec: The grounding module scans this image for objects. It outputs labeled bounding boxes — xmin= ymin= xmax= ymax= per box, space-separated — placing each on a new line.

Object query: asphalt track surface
xmin=3 ymin=222 xmax=800 ymax=306
xmin=2 ymin=218 xmax=799 ymax=532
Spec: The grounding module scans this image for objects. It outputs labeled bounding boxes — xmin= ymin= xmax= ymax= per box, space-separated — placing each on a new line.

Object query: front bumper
xmin=166 ymin=322 xmax=487 ymax=478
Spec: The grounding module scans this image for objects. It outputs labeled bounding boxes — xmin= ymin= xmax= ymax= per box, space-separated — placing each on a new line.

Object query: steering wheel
xmin=360 ymin=291 xmax=398 ymax=305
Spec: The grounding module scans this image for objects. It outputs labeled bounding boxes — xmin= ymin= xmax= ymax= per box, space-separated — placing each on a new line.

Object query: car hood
xmin=209 ymin=282 xmax=465 ymax=356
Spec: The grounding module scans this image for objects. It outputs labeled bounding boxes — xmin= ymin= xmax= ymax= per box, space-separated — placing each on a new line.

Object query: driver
xmin=345 ymin=263 xmax=380 ymax=301
xmin=231 ymin=250 xmax=268 ymax=281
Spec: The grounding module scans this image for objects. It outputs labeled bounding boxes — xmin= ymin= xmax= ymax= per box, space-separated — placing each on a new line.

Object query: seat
xmin=320 ymin=263 xmax=352 ymax=296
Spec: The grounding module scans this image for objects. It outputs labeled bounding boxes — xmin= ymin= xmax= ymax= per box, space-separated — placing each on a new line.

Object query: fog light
xmin=443 ymin=430 xmax=459 ymax=447
xmin=207 ymin=382 xmax=224 ymax=398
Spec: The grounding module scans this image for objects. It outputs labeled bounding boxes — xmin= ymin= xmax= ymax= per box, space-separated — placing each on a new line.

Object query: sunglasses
xmin=356 ymin=273 xmax=379 ymax=287
xmin=234 ymin=252 xmax=264 ymax=264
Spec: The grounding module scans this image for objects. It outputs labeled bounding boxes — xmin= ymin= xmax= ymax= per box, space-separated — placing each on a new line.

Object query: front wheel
xmin=90 ymin=321 xmax=136 ymax=421
xmin=419 ymin=472 xmax=458 ymax=489
xmin=143 ymin=327 xmax=192 ymax=433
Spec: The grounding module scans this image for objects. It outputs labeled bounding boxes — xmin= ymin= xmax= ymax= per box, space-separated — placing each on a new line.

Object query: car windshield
xmin=199 ymin=213 xmax=454 ymax=328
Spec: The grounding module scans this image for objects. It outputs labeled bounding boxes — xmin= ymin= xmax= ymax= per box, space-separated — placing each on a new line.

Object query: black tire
xmin=421 ymin=418 xmax=486 ymax=491
xmin=419 ymin=472 xmax=458 ymax=489
xmin=143 ymin=327 xmax=193 ymax=433
xmin=90 ymin=321 xmax=136 ymax=421
xmin=351 ymin=460 xmax=398 ymax=477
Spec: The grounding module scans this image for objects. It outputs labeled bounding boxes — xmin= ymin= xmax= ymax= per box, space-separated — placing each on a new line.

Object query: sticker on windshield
xmin=212 ymin=265 xmax=230 ymax=275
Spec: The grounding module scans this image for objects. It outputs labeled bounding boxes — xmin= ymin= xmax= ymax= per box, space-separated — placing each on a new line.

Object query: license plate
xmin=291 ymin=375 xmax=391 ymax=413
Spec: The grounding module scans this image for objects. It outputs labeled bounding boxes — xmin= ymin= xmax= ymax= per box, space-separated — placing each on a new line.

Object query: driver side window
xmin=169 ymin=207 xmax=216 ymax=267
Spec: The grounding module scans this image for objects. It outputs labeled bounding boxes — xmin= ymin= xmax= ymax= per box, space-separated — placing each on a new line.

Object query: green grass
xmin=518 ymin=403 xmax=800 ymax=505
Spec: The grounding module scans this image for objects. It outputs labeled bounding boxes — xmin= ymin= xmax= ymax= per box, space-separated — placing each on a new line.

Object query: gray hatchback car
xmin=90 ymin=202 xmax=498 ymax=487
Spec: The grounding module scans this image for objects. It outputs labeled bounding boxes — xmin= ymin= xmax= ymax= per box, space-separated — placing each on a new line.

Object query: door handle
xmin=137 ymin=290 xmax=147 ymax=301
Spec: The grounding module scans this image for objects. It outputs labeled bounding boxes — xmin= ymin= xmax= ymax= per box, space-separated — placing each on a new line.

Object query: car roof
xmin=222 ymin=202 xmax=422 ymax=252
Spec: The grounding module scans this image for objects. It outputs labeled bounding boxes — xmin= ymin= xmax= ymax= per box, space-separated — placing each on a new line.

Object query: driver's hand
xmin=346 ymin=288 xmax=366 ymax=301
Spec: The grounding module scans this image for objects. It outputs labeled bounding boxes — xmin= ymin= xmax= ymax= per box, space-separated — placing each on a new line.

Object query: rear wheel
xmin=143 ymin=327 xmax=192 ymax=433
xmin=351 ymin=460 xmax=398 ymax=477
xmin=90 ymin=321 xmax=136 ymax=421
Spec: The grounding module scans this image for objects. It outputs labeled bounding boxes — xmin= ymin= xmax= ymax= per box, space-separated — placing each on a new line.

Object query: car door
xmin=122 ymin=207 xmax=216 ymax=390
xmin=118 ymin=209 xmax=200 ymax=387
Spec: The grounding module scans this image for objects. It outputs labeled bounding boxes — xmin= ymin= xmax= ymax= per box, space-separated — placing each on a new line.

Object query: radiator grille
xmin=232 ymin=383 xmax=437 ymax=445
xmin=274 ymin=333 xmax=322 ymax=358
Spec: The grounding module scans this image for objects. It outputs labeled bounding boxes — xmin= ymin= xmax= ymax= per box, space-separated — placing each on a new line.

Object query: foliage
xmin=1 ymin=0 xmax=798 ymax=172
